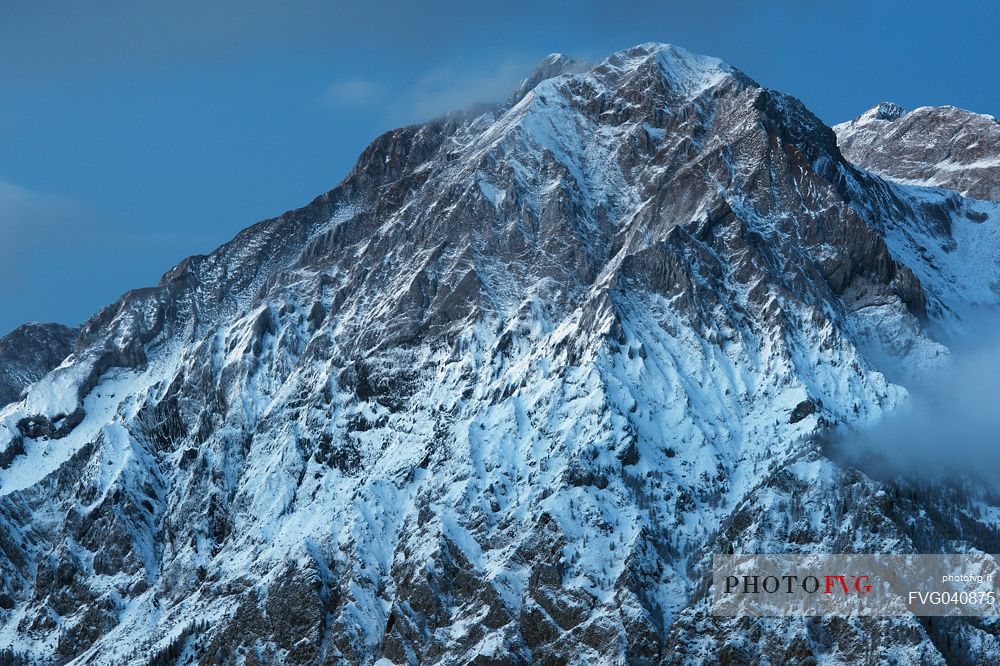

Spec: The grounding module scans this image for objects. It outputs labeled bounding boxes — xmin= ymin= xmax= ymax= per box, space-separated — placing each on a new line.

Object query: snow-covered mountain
xmin=835 ymin=102 xmax=1000 ymax=201
xmin=1 ymin=43 xmax=999 ymax=664
xmin=0 ymin=323 xmax=77 ymax=409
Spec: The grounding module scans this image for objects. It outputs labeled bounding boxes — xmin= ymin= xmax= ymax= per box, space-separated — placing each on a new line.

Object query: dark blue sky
xmin=2 ymin=0 xmax=997 ymax=334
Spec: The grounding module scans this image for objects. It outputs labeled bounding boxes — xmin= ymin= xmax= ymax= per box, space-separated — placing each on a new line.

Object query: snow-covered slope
xmin=1 ymin=43 xmax=999 ymax=664
xmin=0 ymin=323 xmax=77 ymax=408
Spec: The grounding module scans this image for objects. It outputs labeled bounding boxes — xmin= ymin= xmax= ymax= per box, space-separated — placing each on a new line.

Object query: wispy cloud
xmin=0 ymin=177 xmax=97 ymax=329
xmin=0 ymin=178 xmax=75 ymax=221
xmin=0 ymin=178 xmax=83 ymax=274
xmin=321 ymin=78 xmax=384 ymax=108
xmin=0 ymin=177 xmax=204 ymax=331
xmin=834 ymin=309 xmax=1000 ymax=488
xmin=399 ymin=58 xmax=534 ymax=121
xmin=320 ymin=56 xmax=538 ymax=125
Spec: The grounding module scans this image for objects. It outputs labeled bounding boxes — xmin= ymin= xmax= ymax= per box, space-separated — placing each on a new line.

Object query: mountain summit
xmin=835 ymin=102 xmax=1000 ymax=200
xmin=1 ymin=43 xmax=999 ymax=664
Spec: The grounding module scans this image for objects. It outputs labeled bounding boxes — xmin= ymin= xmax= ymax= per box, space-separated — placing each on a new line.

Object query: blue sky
xmin=2 ymin=0 xmax=997 ymax=334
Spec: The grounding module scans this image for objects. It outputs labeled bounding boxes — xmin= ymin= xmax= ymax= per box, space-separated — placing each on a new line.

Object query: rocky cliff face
xmin=1 ymin=43 xmax=999 ymax=664
xmin=835 ymin=102 xmax=1000 ymax=201
xmin=0 ymin=323 xmax=77 ymax=408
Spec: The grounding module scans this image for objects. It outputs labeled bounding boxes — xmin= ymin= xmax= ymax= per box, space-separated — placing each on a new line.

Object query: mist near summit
xmin=837 ymin=307 xmax=1000 ymax=487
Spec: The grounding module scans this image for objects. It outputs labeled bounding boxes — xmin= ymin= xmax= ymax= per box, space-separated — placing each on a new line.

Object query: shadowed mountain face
xmin=1 ymin=43 xmax=999 ymax=664
xmin=0 ymin=323 xmax=76 ymax=408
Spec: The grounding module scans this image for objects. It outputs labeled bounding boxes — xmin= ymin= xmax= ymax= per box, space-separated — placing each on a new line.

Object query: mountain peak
xmin=506 ymin=52 xmax=589 ymax=106
xmin=855 ymin=101 xmax=906 ymax=124
xmin=594 ymin=42 xmax=737 ymax=98
xmin=507 ymin=43 xmax=740 ymax=110
xmin=836 ymin=101 xmax=1000 ymax=200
